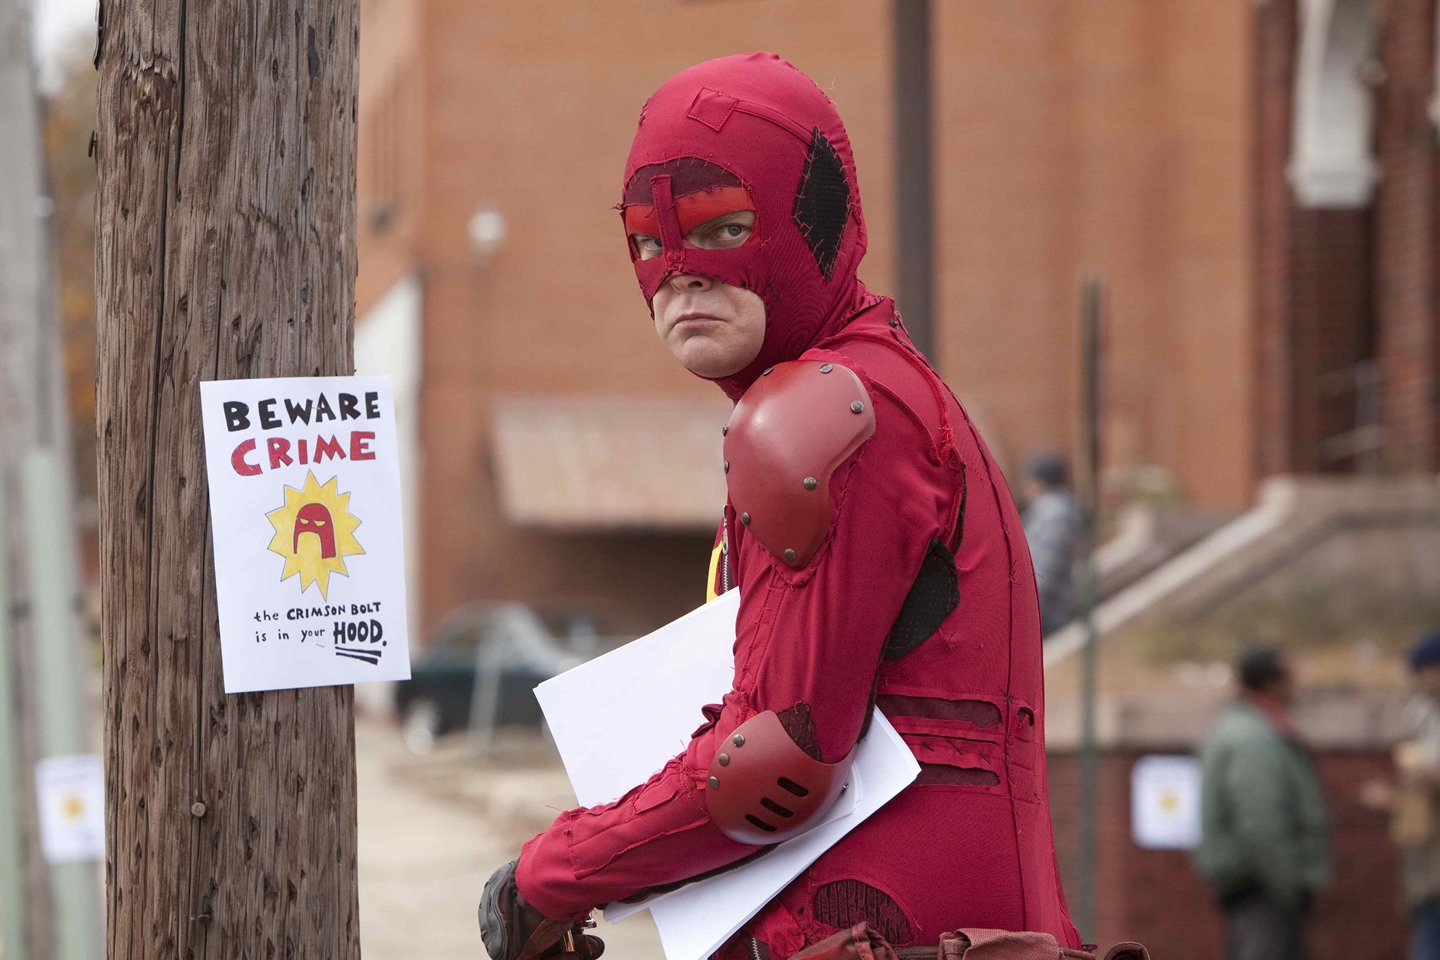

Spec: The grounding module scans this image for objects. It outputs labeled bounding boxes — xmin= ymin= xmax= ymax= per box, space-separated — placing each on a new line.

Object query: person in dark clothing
xmin=1020 ymin=452 xmax=1077 ymax=636
xmin=1195 ymin=646 xmax=1330 ymax=960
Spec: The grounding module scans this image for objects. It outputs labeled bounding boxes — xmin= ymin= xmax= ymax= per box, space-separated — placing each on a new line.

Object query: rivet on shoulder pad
xmin=732 ymin=734 xmax=746 ymax=747
xmin=740 ymin=512 xmax=751 ymax=526
xmin=708 ymin=776 xmax=720 ymax=789
xmin=724 ymin=461 xmax=730 ymax=473
xmin=850 ymin=401 xmax=865 ymax=414
xmin=784 ymin=549 xmax=797 ymax=564
xmin=819 ymin=363 xmax=833 ymax=374
xmin=722 ymin=425 xmax=729 ymax=436
xmin=718 ymin=753 xmax=730 ymax=767
xmin=803 ymin=477 xmax=817 ymax=490
xmin=763 ymin=367 xmax=774 ymax=376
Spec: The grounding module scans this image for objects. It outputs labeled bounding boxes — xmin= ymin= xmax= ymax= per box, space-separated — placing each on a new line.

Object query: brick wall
xmin=1253 ymin=0 xmax=1379 ymax=475
xmin=1048 ymin=749 xmax=1407 ymax=959
xmin=1255 ymin=0 xmax=1440 ymax=477
xmin=934 ymin=1 xmax=1254 ymax=507
xmin=1290 ymin=208 xmax=1374 ymax=471
xmin=1375 ymin=0 xmax=1439 ymax=473
xmin=354 ymin=2 xmax=1263 ymax=635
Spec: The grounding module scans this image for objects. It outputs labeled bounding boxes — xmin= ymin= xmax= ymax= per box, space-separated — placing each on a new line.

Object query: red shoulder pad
xmin=723 ymin=360 xmax=876 ymax=568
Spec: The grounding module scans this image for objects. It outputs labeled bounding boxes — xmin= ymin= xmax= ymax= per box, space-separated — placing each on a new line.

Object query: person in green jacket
xmin=1195 ymin=646 xmax=1331 ymax=960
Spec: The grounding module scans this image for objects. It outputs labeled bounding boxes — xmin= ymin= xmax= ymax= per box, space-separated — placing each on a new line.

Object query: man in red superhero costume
xmin=480 ymin=52 xmax=1081 ymax=960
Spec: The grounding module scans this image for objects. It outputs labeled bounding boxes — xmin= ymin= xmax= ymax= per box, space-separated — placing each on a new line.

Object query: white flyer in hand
xmin=535 ymin=590 xmax=920 ymax=960
xmin=200 ymin=376 xmax=411 ymax=693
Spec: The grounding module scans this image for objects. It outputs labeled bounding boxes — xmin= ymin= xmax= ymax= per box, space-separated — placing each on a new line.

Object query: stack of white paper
xmin=535 ymin=590 xmax=920 ymax=960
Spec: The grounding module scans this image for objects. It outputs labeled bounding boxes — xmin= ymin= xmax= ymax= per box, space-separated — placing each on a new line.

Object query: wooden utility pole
xmin=95 ymin=3 xmax=362 ymax=957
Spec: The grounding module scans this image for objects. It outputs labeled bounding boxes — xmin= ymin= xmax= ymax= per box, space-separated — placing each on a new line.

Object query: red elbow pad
xmin=704 ymin=711 xmax=856 ymax=845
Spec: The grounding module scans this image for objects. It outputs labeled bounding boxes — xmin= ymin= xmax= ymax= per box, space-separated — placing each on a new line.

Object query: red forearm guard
xmin=705 ymin=710 xmax=857 ymax=845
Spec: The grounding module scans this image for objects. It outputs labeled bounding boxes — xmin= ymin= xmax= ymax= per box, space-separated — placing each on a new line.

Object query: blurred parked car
xmin=393 ymin=603 xmax=592 ymax=753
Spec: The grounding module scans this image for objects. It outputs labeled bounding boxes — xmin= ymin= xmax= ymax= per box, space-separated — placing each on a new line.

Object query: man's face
xmin=1269 ymin=656 xmax=1296 ymax=708
xmin=651 ymin=273 xmax=766 ymax=378
xmin=635 ymin=209 xmax=767 ymax=378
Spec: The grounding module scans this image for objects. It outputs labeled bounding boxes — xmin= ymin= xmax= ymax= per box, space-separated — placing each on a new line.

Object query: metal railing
xmin=1317 ymin=359 xmax=1382 ymax=471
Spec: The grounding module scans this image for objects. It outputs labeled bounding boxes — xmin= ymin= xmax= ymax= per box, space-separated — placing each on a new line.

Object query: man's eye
xmin=631 ymin=235 xmax=663 ymax=259
xmin=697 ymin=221 xmax=750 ymax=248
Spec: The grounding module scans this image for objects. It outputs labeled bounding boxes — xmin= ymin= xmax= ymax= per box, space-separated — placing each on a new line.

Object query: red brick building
xmin=1255 ymin=0 xmax=1440 ymax=478
xmin=1048 ymin=745 xmax=1406 ymax=960
xmin=354 ymin=1 xmax=1440 ymax=953
xmin=352 ymin=0 xmax=1440 ymax=622
xmin=356 ymin=0 xmax=1264 ymax=635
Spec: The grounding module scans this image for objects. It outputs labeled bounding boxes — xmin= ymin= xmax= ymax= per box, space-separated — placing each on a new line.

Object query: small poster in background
xmin=200 ymin=376 xmax=411 ymax=693
xmin=36 ymin=755 xmax=104 ymax=864
xmin=1130 ymin=754 xmax=1203 ymax=850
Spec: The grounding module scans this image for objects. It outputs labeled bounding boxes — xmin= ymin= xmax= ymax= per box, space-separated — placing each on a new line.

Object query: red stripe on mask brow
xmin=624 ymin=185 xmax=756 ymax=238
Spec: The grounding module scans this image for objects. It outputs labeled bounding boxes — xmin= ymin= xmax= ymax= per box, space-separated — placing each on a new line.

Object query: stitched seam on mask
xmin=730 ymin=100 xmax=813 ymax=143
xmin=688 ymin=86 xmax=739 ymax=131
xmin=624 ymin=155 xmax=754 ymax=203
xmin=793 ymin=129 xmax=851 ymax=279
xmin=650 ymin=175 xmax=685 ymax=266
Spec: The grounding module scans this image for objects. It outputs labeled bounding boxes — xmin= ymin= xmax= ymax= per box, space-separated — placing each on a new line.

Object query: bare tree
xmin=95 ymin=2 xmax=362 ymax=956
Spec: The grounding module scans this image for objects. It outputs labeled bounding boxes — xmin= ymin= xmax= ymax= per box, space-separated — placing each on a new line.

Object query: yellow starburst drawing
xmin=265 ymin=471 xmax=364 ymax=598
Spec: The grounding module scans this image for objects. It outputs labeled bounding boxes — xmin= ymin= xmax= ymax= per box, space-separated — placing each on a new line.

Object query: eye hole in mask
xmin=626 ymin=197 xmax=758 ymax=261
xmin=630 ymin=200 xmax=760 ymax=259
xmin=621 ymin=159 xmax=761 ymax=262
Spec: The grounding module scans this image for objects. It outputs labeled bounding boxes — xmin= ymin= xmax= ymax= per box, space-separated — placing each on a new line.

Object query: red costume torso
xmin=516 ymin=52 xmax=1079 ymax=958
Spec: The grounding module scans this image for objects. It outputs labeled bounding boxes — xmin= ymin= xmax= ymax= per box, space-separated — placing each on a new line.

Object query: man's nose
xmin=668 ymin=272 xmax=714 ymax=293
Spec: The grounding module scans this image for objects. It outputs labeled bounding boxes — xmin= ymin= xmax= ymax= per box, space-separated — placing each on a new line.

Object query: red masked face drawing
xmin=265 ymin=471 xmax=364 ymax=598
xmin=293 ymin=502 xmax=338 ymax=559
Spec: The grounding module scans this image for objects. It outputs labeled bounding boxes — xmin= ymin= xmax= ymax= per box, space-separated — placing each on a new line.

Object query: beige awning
xmin=492 ymin=396 xmax=730 ymax=531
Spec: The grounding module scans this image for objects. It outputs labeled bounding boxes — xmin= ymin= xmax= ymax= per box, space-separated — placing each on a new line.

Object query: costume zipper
xmin=748 ymin=937 xmax=766 ymax=960
xmin=722 ymin=515 xmax=732 ymax=593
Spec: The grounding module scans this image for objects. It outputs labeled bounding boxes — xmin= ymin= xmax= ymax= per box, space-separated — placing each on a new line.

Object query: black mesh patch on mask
xmin=882 ymin=540 xmax=959 ymax=660
xmin=792 ymin=128 xmax=851 ymax=279
xmin=813 ymin=880 xmax=914 ymax=945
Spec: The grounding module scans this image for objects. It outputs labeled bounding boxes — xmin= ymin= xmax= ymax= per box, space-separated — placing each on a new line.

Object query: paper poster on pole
xmin=35 ymin=755 xmax=104 ymax=864
xmin=1130 ymin=754 xmax=1202 ymax=850
xmin=200 ymin=376 xmax=411 ymax=693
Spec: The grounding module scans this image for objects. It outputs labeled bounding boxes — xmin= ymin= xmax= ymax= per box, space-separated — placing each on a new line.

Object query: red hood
xmin=620 ymin=53 xmax=876 ymax=400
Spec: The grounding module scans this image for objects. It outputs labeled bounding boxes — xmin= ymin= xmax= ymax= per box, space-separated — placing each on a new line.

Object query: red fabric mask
xmin=621 ymin=53 xmax=873 ymax=399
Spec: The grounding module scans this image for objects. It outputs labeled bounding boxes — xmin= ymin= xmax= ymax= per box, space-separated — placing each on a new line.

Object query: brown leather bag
xmin=783 ymin=923 xmax=1149 ymax=960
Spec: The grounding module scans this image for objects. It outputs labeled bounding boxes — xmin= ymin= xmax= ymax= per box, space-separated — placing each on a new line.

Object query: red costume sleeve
xmin=515 ymin=353 xmax=957 ymax=919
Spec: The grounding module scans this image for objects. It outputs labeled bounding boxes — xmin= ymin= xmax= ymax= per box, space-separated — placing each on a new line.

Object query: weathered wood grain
xmin=96 ymin=1 xmax=361 ymax=956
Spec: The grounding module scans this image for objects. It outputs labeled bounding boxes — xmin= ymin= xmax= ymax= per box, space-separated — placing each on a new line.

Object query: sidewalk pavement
xmin=356 ymin=715 xmax=666 ymax=960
